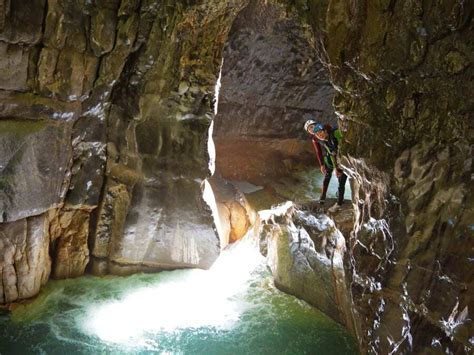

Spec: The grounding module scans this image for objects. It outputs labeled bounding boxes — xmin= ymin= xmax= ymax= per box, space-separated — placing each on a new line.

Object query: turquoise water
xmin=0 ymin=240 xmax=357 ymax=354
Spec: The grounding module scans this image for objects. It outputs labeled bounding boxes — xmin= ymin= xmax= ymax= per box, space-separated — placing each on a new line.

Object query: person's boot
xmin=328 ymin=203 xmax=341 ymax=213
xmin=319 ymin=194 xmax=326 ymax=204
xmin=329 ymin=192 xmax=344 ymax=213
xmin=337 ymin=195 xmax=344 ymax=206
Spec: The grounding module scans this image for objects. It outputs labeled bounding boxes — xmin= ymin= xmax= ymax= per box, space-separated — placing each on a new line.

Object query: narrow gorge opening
xmin=207 ymin=0 xmax=352 ymax=249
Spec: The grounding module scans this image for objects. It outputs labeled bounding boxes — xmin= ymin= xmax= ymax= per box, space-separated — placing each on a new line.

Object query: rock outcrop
xmin=0 ymin=214 xmax=51 ymax=303
xmin=49 ymin=208 xmax=91 ymax=279
xmin=259 ymin=202 xmax=356 ymax=335
xmin=87 ymin=1 xmax=248 ymax=274
xmin=0 ymin=119 xmax=72 ymax=223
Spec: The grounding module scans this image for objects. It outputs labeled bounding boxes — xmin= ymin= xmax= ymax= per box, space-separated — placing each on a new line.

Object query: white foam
xmin=82 ymin=237 xmax=264 ymax=345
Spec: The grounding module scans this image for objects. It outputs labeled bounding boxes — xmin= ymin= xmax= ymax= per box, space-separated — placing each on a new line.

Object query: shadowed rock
xmin=50 ymin=208 xmax=91 ymax=279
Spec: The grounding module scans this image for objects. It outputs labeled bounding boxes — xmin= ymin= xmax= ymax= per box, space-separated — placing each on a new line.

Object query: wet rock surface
xmin=0 ymin=120 xmax=72 ymax=222
xmin=87 ymin=0 xmax=248 ymax=273
xmin=0 ymin=0 xmax=247 ymax=299
xmin=258 ymin=202 xmax=357 ymax=335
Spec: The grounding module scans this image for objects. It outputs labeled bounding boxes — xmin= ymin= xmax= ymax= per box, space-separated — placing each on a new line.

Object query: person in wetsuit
xmin=304 ymin=120 xmax=348 ymax=211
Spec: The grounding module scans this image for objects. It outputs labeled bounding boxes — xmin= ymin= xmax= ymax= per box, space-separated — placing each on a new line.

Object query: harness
xmin=319 ymin=128 xmax=341 ymax=168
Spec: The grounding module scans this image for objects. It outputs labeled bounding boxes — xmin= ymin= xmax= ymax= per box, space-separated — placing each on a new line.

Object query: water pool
xmin=0 ymin=239 xmax=357 ymax=354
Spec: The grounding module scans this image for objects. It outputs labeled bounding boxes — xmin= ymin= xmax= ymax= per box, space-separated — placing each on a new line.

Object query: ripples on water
xmin=0 ymin=238 xmax=357 ymax=354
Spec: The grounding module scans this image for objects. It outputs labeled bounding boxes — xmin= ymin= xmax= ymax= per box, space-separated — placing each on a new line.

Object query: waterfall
xmin=83 ymin=237 xmax=264 ymax=344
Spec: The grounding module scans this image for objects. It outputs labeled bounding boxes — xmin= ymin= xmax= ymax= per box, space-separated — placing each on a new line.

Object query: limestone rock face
xmin=0 ymin=214 xmax=50 ymax=303
xmin=0 ymin=42 xmax=29 ymax=91
xmin=92 ymin=182 xmax=131 ymax=261
xmin=0 ymin=0 xmax=248 ymax=301
xmin=0 ymin=4 xmax=470 ymax=355
xmin=0 ymin=119 xmax=72 ymax=222
xmin=0 ymin=0 xmax=45 ymax=44
xmin=259 ymin=202 xmax=356 ymax=334
xmin=66 ymin=116 xmax=107 ymax=208
xmin=294 ymin=1 xmax=474 ymax=353
xmin=213 ymin=0 xmax=335 ymax=182
xmin=85 ymin=0 xmax=249 ymax=273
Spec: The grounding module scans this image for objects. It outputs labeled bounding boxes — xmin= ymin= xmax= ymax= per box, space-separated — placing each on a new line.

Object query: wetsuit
xmin=311 ymin=125 xmax=347 ymax=205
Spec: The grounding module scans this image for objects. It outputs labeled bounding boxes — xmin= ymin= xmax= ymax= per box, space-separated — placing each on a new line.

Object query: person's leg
xmin=337 ymin=172 xmax=348 ymax=205
xmin=320 ymin=167 xmax=333 ymax=201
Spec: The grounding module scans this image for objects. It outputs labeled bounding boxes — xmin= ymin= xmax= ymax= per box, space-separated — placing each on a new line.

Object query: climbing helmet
xmin=304 ymin=119 xmax=316 ymax=132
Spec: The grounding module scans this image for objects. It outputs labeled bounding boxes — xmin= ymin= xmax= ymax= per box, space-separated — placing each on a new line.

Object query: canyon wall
xmin=298 ymin=1 xmax=473 ymax=353
xmin=0 ymin=0 xmax=247 ymax=301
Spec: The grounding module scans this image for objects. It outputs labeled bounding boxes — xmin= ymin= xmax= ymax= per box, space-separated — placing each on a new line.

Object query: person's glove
xmin=320 ymin=165 xmax=327 ymax=175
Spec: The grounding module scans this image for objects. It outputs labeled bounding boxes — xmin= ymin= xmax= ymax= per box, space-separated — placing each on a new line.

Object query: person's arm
xmin=311 ymin=138 xmax=326 ymax=174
